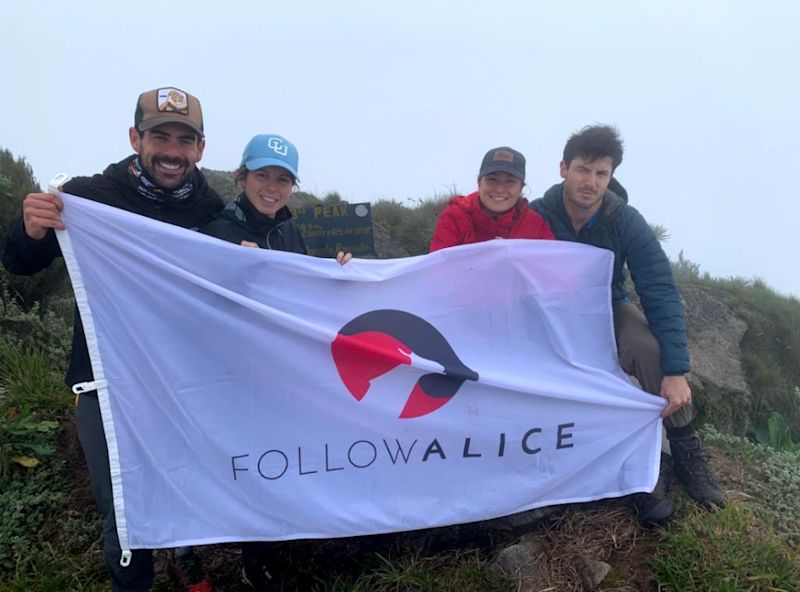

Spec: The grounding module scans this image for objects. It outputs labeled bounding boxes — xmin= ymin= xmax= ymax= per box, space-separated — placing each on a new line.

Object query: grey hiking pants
xmin=76 ymin=393 xmax=153 ymax=592
xmin=613 ymin=301 xmax=693 ymax=429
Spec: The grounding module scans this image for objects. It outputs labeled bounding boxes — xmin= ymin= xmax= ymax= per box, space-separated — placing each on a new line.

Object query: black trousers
xmin=76 ymin=393 xmax=153 ymax=592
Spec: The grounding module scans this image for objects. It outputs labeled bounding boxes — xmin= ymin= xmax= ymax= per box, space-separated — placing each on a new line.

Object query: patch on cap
xmin=478 ymin=146 xmax=526 ymax=181
xmin=492 ymin=150 xmax=515 ymax=163
xmin=157 ymin=88 xmax=189 ymax=115
xmin=135 ymin=86 xmax=204 ymax=137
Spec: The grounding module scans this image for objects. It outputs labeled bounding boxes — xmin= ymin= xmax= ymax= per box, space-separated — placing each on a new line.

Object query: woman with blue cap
xmin=199 ymin=134 xmax=348 ymax=589
xmin=201 ymin=134 xmax=351 ymax=263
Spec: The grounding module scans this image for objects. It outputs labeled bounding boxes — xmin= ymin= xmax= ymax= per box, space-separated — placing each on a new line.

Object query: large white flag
xmin=56 ymin=192 xmax=663 ymax=555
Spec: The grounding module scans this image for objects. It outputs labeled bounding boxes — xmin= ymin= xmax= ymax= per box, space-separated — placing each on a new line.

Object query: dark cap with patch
xmin=134 ymin=87 xmax=204 ymax=137
xmin=478 ymin=146 xmax=525 ymax=181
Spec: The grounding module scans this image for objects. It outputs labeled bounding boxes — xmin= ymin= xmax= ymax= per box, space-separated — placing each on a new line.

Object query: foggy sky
xmin=2 ymin=0 xmax=798 ymax=296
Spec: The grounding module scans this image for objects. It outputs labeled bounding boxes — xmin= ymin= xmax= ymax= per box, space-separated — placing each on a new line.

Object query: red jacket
xmin=429 ymin=192 xmax=554 ymax=252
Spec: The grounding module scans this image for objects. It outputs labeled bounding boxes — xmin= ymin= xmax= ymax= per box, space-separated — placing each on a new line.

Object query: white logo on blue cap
xmin=241 ymin=134 xmax=300 ymax=180
xmin=267 ymin=137 xmax=288 ymax=156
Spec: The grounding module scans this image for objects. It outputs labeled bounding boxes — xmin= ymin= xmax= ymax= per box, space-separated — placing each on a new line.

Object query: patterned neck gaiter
xmin=128 ymin=157 xmax=194 ymax=202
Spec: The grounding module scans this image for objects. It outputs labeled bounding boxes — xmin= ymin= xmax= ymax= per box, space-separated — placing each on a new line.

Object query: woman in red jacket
xmin=429 ymin=146 xmax=553 ymax=251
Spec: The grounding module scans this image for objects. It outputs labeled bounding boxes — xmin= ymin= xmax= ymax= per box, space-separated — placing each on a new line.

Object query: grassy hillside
xmin=672 ymin=254 xmax=800 ymax=447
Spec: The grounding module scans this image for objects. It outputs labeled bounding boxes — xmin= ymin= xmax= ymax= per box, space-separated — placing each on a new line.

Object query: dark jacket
xmin=199 ymin=194 xmax=307 ymax=255
xmin=1 ymin=155 xmax=224 ymax=386
xmin=530 ymin=183 xmax=689 ymax=376
xmin=429 ymin=191 xmax=554 ymax=252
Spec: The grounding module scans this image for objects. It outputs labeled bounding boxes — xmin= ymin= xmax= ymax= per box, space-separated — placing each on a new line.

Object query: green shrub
xmin=371 ymin=199 xmax=407 ymax=233
xmin=0 ymin=150 xmax=70 ymax=307
xmin=651 ymin=501 xmax=799 ymax=591
xmin=0 ymin=562 xmax=108 ymax=592
xmin=400 ymin=196 xmax=450 ymax=255
xmin=0 ymin=457 xmax=107 ymax=591
xmin=702 ymin=426 xmax=800 ymax=545
xmin=756 ymin=410 xmax=800 ymax=452
xmin=693 ymin=386 xmax=752 ymax=435
xmin=0 ymin=400 xmax=60 ymax=484
xmin=372 ymin=195 xmax=450 ymax=256
xmin=0 ymin=291 xmax=72 ymax=362
xmin=671 ymin=249 xmax=705 ymax=283
xmin=322 ymin=192 xmax=344 ymax=204
xmin=0 ymin=460 xmax=67 ymax=574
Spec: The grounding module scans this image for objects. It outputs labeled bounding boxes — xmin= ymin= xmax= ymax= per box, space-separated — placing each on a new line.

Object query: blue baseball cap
xmin=240 ymin=134 xmax=300 ymax=181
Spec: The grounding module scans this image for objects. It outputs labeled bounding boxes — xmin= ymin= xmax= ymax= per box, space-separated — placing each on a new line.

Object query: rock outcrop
xmin=680 ymin=285 xmax=748 ymax=394
xmin=630 ymin=284 xmax=751 ymax=432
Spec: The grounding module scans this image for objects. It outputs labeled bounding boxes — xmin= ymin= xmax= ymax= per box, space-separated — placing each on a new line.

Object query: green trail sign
xmin=291 ymin=202 xmax=375 ymax=258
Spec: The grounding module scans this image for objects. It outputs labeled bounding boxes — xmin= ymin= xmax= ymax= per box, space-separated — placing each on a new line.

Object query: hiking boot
xmin=670 ymin=429 xmax=726 ymax=508
xmin=171 ymin=548 xmax=214 ymax=592
xmin=632 ymin=491 xmax=674 ymax=526
xmin=241 ymin=543 xmax=279 ymax=591
xmin=632 ymin=453 xmax=674 ymax=527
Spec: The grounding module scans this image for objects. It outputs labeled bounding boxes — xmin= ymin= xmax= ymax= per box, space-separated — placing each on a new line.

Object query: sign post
xmin=292 ymin=202 xmax=375 ymax=257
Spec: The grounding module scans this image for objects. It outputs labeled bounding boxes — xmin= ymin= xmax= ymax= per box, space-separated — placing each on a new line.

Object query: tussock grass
xmin=372 ymin=195 xmax=450 ymax=256
xmin=511 ymin=502 xmax=656 ymax=592
xmin=0 ymin=340 xmax=69 ymax=411
xmin=305 ymin=550 xmax=512 ymax=592
xmin=703 ymin=426 xmax=800 ymax=546
xmin=650 ymin=500 xmax=799 ymax=592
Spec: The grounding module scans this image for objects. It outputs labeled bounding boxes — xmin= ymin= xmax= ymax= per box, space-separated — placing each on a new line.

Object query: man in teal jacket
xmin=531 ymin=124 xmax=724 ymax=525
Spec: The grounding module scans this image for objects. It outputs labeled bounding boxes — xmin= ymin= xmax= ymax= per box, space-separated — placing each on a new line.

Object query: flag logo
xmin=331 ymin=310 xmax=479 ymax=418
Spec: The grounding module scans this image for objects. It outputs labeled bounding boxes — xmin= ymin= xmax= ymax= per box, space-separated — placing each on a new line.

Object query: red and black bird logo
xmin=331 ymin=310 xmax=479 ymax=418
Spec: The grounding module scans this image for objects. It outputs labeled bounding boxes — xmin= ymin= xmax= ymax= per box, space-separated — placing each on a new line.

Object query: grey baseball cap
xmin=479 ymin=146 xmax=525 ymax=181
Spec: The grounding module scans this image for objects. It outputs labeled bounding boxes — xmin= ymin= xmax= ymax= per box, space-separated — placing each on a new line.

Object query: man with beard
xmin=531 ymin=125 xmax=725 ymax=526
xmin=1 ymin=87 xmax=223 ymax=591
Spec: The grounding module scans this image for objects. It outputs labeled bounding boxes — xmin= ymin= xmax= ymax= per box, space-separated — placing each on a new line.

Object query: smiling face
xmin=129 ymin=122 xmax=204 ymax=189
xmin=240 ymin=166 xmax=294 ymax=218
xmin=477 ymin=171 xmax=524 ymax=215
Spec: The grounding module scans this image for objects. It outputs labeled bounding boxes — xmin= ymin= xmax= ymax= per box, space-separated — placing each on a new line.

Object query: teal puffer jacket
xmin=531 ymin=183 xmax=689 ymax=376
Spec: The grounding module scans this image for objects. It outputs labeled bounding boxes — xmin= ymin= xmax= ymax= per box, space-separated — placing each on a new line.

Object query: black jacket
xmin=530 ymin=183 xmax=689 ymax=375
xmin=1 ymin=155 xmax=224 ymax=385
xmin=199 ymin=195 xmax=308 ymax=255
